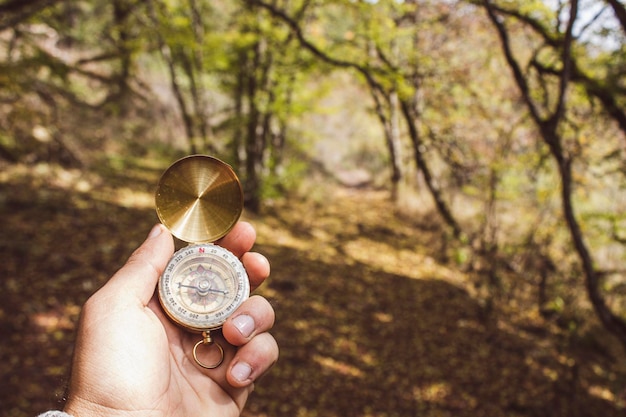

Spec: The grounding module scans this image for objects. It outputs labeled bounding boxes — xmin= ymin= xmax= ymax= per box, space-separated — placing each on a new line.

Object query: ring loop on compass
xmin=192 ymin=331 xmax=225 ymax=369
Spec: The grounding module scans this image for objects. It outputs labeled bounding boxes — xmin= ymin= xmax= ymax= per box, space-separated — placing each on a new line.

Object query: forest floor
xmin=1 ymin=157 xmax=625 ymax=417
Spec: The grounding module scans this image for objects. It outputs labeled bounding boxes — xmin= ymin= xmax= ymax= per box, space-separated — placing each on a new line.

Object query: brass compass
xmin=155 ymin=155 xmax=250 ymax=369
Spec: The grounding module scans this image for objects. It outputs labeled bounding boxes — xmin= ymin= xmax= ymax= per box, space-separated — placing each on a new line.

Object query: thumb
xmin=101 ymin=224 xmax=175 ymax=306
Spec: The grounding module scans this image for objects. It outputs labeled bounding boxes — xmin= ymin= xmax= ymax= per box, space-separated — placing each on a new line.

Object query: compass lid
xmin=155 ymin=155 xmax=243 ymax=243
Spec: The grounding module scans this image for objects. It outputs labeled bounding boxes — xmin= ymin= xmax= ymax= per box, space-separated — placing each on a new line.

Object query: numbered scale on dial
xmin=159 ymin=244 xmax=249 ymax=332
xmin=154 ymin=155 xmax=249 ymax=369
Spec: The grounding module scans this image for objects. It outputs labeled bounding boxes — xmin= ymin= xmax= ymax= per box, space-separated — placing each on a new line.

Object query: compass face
xmin=158 ymin=244 xmax=249 ymax=332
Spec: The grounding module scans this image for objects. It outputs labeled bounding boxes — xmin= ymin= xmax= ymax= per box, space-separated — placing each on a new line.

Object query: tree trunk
xmin=370 ymin=87 xmax=403 ymax=201
xmin=554 ymin=149 xmax=626 ymax=346
xmin=400 ymin=98 xmax=463 ymax=239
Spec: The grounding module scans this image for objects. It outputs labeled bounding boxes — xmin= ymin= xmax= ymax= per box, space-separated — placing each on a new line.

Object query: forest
xmin=1 ymin=0 xmax=626 ymax=416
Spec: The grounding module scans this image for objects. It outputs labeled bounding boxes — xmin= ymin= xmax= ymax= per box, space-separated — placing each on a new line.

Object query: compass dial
xmin=158 ymin=244 xmax=249 ymax=332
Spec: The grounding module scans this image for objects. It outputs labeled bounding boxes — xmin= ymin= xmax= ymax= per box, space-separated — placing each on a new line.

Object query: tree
xmin=477 ymin=0 xmax=626 ymax=347
xmin=147 ymin=0 xmax=221 ymax=155
xmin=0 ymin=0 xmax=153 ymax=165
xmin=226 ymin=4 xmax=313 ymax=211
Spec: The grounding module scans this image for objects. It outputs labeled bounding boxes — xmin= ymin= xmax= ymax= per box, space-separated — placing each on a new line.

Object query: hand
xmin=63 ymin=222 xmax=278 ymax=417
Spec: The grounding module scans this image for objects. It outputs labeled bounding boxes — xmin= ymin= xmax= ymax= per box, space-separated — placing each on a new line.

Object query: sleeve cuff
xmin=38 ymin=411 xmax=73 ymax=417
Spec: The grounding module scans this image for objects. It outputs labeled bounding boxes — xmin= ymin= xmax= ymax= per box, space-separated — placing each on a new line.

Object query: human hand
xmin=63 ymin=222 xmax=278 ymax=417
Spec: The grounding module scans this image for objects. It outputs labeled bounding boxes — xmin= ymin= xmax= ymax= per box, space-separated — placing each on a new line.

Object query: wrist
xmin=64 ymin=396 xmax=156 ymax=417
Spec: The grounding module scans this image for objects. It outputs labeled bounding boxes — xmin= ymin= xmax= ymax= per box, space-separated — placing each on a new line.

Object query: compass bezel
xmin=158 ymin=244 xmax=250 ymax=333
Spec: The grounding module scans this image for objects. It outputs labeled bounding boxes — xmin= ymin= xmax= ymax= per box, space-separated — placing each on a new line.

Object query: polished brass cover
xmin=155 ymin=155 xmax=243 ymax=243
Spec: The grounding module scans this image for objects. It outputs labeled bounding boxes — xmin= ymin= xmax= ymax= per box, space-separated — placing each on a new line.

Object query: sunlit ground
xmin=1 ymin=160 xmax=625 ymax=417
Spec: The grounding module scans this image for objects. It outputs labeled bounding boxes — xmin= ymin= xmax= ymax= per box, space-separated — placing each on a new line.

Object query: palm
xmin=152 ymin=298 xmax=248 ymax=417
xmin=67 ymin=295 xmax=247 ymax=417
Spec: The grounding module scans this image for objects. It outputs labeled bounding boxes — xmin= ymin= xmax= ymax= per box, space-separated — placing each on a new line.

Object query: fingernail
xmin=232 ymin=314 xmax=255 ymax=338
xmin=147 ymin=224 xmax=162 ymax=239
xmin=231 ymin=362 xmax=252 ymax=382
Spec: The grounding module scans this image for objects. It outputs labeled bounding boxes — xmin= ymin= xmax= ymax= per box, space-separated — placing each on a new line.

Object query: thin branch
xmin=244 ymin=0 xmax=388 ymax=94
xmin=489 ymin=0 xmax=626 ymax=136
xmin=482 ymin=1 xmax=543 ymax=127
xmin=552 ymin=0 xmax=578 ymax=126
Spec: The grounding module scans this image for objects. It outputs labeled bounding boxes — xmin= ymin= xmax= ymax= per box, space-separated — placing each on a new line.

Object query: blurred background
xmin=1 ymin=0 xmax=626 ymax=416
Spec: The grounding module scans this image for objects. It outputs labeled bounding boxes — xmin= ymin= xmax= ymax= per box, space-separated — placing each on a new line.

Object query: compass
xmin=155 ymin=155 xmax=250 ymax=369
